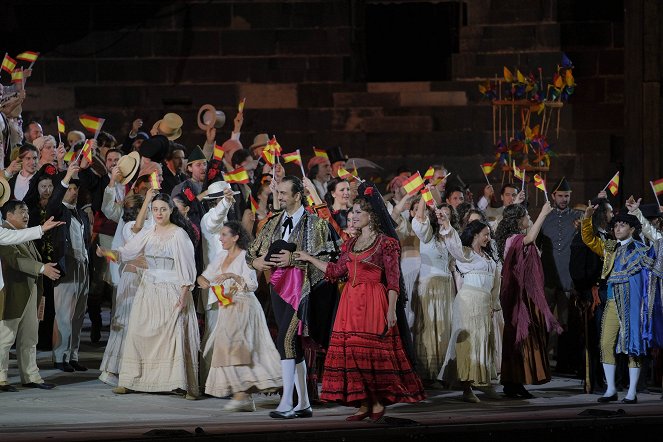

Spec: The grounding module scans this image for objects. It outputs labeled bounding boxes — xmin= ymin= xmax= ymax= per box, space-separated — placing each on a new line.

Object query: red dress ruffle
xmin=320 ymin=235 xmax=425 ymax=406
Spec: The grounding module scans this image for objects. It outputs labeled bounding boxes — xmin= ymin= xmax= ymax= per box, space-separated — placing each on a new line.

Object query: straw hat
xmin=204 ymin=180 xmax=238 ymax=199
xmin=250 ymin=133 xmax=270 ymax=151
xmin=116 ymin=151 xmax=141 ymax=185
xmin=151 ymin=113 xmax=183 ymax=141
xmin=197 ymin=104 xmax=226 ymax=131
xmin=0 ymin=176 xmax=10 ymax=207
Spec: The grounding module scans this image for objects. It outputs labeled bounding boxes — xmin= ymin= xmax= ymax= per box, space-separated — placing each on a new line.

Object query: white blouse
xmin=202 ymin=249 xmax=258 ymax=307
xmin=440 ymin=225 xmax=496 ymax=292
xmin=411 ymin=217 xmax=452 ymax=279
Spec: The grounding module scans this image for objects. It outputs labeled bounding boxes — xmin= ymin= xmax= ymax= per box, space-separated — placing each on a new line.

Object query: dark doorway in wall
xmin=364 ymin=1 xmax=463 ymax=81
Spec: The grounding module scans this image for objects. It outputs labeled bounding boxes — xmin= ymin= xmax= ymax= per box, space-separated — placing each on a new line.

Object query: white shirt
xmin=280 ymin=205 xmax=305 ymax=242
xmin=14 ymin=172 xmax=34 ymax=201
xmin=201 ymin=198 xmax=231 ymax=266
xmin=63 ymin=201 xmax=88 ymax=263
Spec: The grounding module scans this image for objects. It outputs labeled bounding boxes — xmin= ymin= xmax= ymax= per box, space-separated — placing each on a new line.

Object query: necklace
xmin=353 ymin=233 xmax=377 ymax=253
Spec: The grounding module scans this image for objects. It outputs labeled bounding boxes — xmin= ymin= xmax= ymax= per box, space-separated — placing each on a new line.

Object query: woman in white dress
xmin=436 ymin=213 xmax=502 ymax=403
xmin=197 ymin=221 xmax=282 ymax=411
xmin=410 ymin=200 xmax=456 ymax=384
xmin=97 ymin=193 xmax=200 ymax=399
xmin=98 ymin=192 xmax=151 ymax=386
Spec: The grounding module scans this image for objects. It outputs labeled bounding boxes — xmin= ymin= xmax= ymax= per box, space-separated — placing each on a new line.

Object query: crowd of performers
xmin=1 ymin=106 xmax=663 ymax=422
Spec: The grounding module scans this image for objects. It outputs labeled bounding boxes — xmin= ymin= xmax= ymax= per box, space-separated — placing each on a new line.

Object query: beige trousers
xmin=600 ymin=299 xmax=640 ymax=368
xmin=0 ymin=290 xmax=42 ymax=384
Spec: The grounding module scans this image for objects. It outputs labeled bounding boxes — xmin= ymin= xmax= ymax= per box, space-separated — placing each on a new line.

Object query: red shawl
xmin=501 ymin=234 xmax=563 ymax=345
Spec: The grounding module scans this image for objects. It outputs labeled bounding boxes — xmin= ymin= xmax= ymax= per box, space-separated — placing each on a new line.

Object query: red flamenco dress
xmin=320 ymin=234 xmax=425 ymax=406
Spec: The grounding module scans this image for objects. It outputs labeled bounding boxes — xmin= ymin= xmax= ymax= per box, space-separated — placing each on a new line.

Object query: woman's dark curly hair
xmin=495 ymin=203 xmax=528 ymax=259
xmin=122 ymin=194 xmax=144 ymax=223
xmin=460 ymin=219 xmax=496 ymax=260
xmin=153 ymin=193 xmax=197 ymax=244
xmin=223 ymin=220 xmax=251 ymax=250
xmin=352 ymin=196 xmax=383 ymax=233
xmin=430 ymin=203 xmax=460 ymax=242
xmin=455 ymin=202 xmax=473 ymax=227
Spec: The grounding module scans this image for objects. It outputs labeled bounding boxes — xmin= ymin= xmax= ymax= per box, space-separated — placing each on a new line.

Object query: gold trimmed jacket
xmin=581 ymin=217 xmax=618 ymax=279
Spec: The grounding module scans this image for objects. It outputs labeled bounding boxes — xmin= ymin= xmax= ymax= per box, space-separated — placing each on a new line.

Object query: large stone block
xmin=97 ymin=59 xmax=171 ymax=84
xmin=238 ymin=83 xmax=298 ymax=109
xmin=42 ymin=60 xmax=99 ymax=85
xmin=297 ymin=83 xmax=365 ymax=108
xmin=22 ymin=86 xmax=76 ymax=112
xmin=361 ymin=116 xmax=433 ymax=133
xmin=333 ymin=92 xmax=399 ymax=108
xmin=220 ymin=30 xmax=277 ymax=56
xmin=400 ymin=91 xmax=468 ymax=107
xmin=152 ymin=31 xmax=222 ymax=57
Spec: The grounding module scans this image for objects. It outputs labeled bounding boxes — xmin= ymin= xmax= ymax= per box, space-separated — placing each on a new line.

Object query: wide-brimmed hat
xmin=117 ymin=151 xmax=141 ymax=185
xmin=204 ymin=180 xmax=239 ymax=199
xmin=151 ymin=113 xmax=183 ymax=141
xmin=640 ymin=203 xmax=662 ymax=219
xmin=197 ymin=104 xmax=226 ymax=131
xmin=139 ymin=135 xmax=170 ymax=163
xmin=0 ymin=176 xmax=10 ymax=208
xmin=250 ymin=133 xmax=270 ymax=151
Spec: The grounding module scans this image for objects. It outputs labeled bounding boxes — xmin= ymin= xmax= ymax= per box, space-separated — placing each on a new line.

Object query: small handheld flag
xmin=249 ymin=195 xmax=259 ymax=214
xmin=1 ymin=53 xmax=17 ymax=73
xmin=149 ymin=171 xmax=161 ymax=190
xmin=423 ymin=166 xmax=435 ymax=181
xmin=63 ymin=150 xmax=75 ymax=162
xmin=282 ymin=151 xmax=302 ymax=166
xmin=651 ymin=177 xmax=663 ymax=196
xmin=223 ymin=167 xmax=250 ymax=184
xmin=402 ymin=172 xmax=425 ymax=195
xmin=480 ymin=162 xmax=496 ymax=175
xmin=603 ymin=172 xmax=620 ymax=197
xmin=312 ymin=147 xmax=328 ymax=159
xmin=16 ymin=51 xmax=39 ymax=63
xmin=211 ymin=285 xmax=232 ymax=306
xmin=213 ymin=144 xmax=224 ymax=161
xmin=512 ymin=162 xmax=525 ymax=181
xmin=267 ymin=136 xmax=282 ymax=156
xmin=57 ymin=116 xmax=66 ymax=134
xmin=100 ymin=249 xmax=118 ymax=263
xmin=261 ymin=147 xmax=275 ymax=167
xmin=238 ymin=97 xmax=246 ymax=113
xmin=11 ymin=69 xmax=23 ymax=84
xmin=79 ymin=114 xmax=105 ymax=136
xmin=81 ymin=140 xmax=93 ymax=163
xmin=337 ymin=168 xmax=353 ymax=180
xmin=420 ymin=187 xmax=435 ymax=207
xmin=533 ymin=174 xmax=549 ymax=202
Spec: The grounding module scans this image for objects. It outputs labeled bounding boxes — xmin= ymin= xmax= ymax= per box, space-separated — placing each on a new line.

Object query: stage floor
xmin=2 ymin=322 xmax=663 ymax=441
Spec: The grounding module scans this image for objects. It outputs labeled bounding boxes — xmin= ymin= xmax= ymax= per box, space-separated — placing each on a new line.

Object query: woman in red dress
xmin=295 ymin=186 xmax=425 ymax=422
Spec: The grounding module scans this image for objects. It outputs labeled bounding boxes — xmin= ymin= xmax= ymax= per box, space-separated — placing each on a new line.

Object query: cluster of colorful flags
xmin=2 ymin=51 xmax=40 ymax=86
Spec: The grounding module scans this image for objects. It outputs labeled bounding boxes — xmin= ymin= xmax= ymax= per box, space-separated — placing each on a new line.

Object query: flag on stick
xmin=211 ymin=285 xmax=232 ymax=306
xmin=149 ymin=171 xmax=161 ymax=190
xmin=261 ymin=147 xmax=275 ymax=166
xmin=534 ymin=174 xmax=549 ymax=202
xmin=223 ymin=167 xmax=250 ymax=184
xmin=79 ymin=114 xmax=105 ymax=135
xmin=512 ymin=162 xmax=525 ymax=181
xmin=651 ymin=177 xmax=663 ymax=196
xmin=423 ymin=166 xmax=435 ymax=181
xmin=213 ymin=144 xmax=224 ymax=161
xmin=402 ymin=172 xmax=424 ymax=195
xmin=238 ymin=97 xmax=246 ymax=113
xmin=16 ymin=51 xmax=39 ymax=63
xmin=63 ymin=150 xmax=75 ymax=162
xmin=337 ymin=168 xmax=353 ymax=180
xmin=81 ymin=140 xmax=93 ymax=163
xmin=249 ymin=195 xmax=259 ymax=214
xmin=1 ymin=53 xmax=16 ymax=73
xmin=267 ymin=136 xmax=282 ymax=156
xmin=57 ymin=116 xmax=66 ymax=134
xmin=11 ymin=69 xmax=23 ymax=83
xmin=99 ymin=249 xmax=119 ymax=263
xmin=282 ymin=151 xmax=302 ymax=166
xmin=421 ymin=187 xmax=435 ymax=207
xmin=603 ymin=171 xmax=620 ymax=196
xmin=481 ymin=162 xmax=496 ymax=175
xmin=312 ymin=147 xmax=328 ymax=159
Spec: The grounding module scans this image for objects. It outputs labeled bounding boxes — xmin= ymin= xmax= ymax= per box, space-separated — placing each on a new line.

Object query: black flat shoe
xmin=23 ymin=382 xmax=56 ymax=390
xmin=269 ymin=409 xmax=296 ymax=419
xmin=0 ymin=384 xmax=17 ymax=392
xmin=54 ymin=362 xmax=74 ymax=373
xmin=69 ymin=361 xmax=88 ymax=372
xmin=621 ymin=396 xmax=637 ymax=404
xmin=597 ymin=393 xmax=618 ymax=403
xmin=294 ymin=406 xmax=313 ymax=418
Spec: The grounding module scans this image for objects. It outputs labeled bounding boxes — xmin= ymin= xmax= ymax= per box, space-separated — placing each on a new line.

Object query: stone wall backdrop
xmin=2 ymin=0 xmax=655 ymax=205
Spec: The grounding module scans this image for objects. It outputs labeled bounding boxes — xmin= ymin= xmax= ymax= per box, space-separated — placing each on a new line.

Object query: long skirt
xmin=438 ymin=285 xmax=496 ymax=387
xmin=99 ymin=269 xmax=140 ymax=386
xmin=412 ymin=275 xmax=455 ymax=381
xmin=204 ymin=292 xmax=282 ymax=397
xmin=118 ymin=278 xmax=200 ymax=395
xmin=321 ymin=281 xmax=425 ymax=406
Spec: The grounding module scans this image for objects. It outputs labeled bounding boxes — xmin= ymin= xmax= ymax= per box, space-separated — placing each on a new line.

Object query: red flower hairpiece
xmin=363 ymin=187 xmax=374 ymax=197
xmin=44 ymin=165 xmax=57 ymax=176
xmin=183 ymin=187 xmax=195 ymax=202
xmin=207 ymin=168 xmax=218 ymax=180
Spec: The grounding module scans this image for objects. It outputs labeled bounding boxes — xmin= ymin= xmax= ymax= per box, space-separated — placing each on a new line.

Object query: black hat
xmin=139 ymin=135 xmax=170 ymax=163
xmin=551 ymin=177 xmax=571 ymax=193
xmin=326 ymin=146 xmax=347 ymax=164
xmin=187 ymin=145 xmax=207 ymax=163
xmin=639 ymin=203 xmax=662 ymax=219
xmin=612 ymin=212 xmax=641 ymax=230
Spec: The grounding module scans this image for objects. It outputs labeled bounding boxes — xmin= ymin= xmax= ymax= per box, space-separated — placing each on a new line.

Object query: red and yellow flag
xmin=420 ymin=187 xmax=435 ymax=207
xmin=238 ymin=97 xmax=246 ymax=113
xmin=149 ymin=171 xmax=161 ymax=190
xmin=81 ymin=139 xmax=93 ymax=163
xmin=79 ymin=114 xmax=105 ymax=134
xmin=63 ymin=150 xmax=75 ymax=162
xmin=337 ymin=168 xmax=353 ymax=180
xmin=249 ymin=194 xmax=259 ymax=214
xmin=512 ymin=162 xmax=525 ymax=181
xmin=282 ymin=151 xmax=302 ymax=166
xmin=1 ymin=54 xmax=17 ymax=73
xmin=480 ymin=162 xmax=496 ymax=175
xmin=223 ymin=167 xmax=250 ymax=184
xmin=211 ymin=285 xmax=232 ymax=306
xmin=533 ymin=174 xmax=546 ymax=192
xmin=651 ymin=177 xmax=663 ymax=196
xmin=312 ymin=147 xmax=328 ymax=159
xmin=423 ymin=166 xmax=435 ymax=181
xmin=402 ymin=172 xmax=424 ymax=195
xmin=16 ymin=51 xmax=39 ymax=63
xmin=11 ymin=69 xmax=23 ymax=83
xmin=213 ymin=144 xmax=224 ymax=161
xmin=267 ymin=136 xmax=282 ymax=156
xmin=57 ymin=116 xmax=66 ymax=134
xmin=261 ymin=147 xmax=275 ymax=167
xmin=100 ymin=249 xmax=119 ymax=263
xmin=306 ymin=195 xmax=315 ymax=206
xmin=606 ymin=172 xmax=620 ymax=196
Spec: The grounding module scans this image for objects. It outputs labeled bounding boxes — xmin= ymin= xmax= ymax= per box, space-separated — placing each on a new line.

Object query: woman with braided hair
xmin=295 ymin=182 xmax=424 ymax=422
